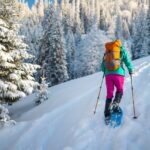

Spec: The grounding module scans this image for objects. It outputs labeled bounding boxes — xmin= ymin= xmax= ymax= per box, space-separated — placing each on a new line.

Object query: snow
xmin=0 ymin=44 xmax=6 ymax=51
xmin=0 ymin=105 xmax=16 ymax=128
xmin=0 ymin=19 xmax=7 ymax=27
xmin=0 ymin=56 xmax=150 ymax=150
xmin=128 ymin=1 xmax=138 ymax=10
xmin=121 ymin=10 xmax=131 ymax=21
xmin=9 ymin=73 xmax=20 ymax=80
xmin=0 ymin=51 xmax=13 ymax=62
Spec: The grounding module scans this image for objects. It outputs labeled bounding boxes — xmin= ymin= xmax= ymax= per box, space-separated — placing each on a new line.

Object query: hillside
xmin=0 ymin=56 xmax=150 ymax=150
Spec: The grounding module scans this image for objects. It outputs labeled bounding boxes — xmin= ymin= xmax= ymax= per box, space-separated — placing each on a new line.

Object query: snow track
xmin=0 ymin=56 xmax=150 ymax=150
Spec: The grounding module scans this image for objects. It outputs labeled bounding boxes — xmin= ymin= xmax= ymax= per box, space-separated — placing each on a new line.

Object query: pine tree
xmin=106 ymin=15 xmax=116 ymax=40
xmin=71 ymin=0 xmax=82 ymax=34
xmin=88 ymin=0 xmax=96 ymax=31
xmin=75 ymin=25 xmax=103 ymax=77
xmin=61 ymin=0 xmax=73 ymax=35
xmin=35 ymin=75 xmax=48 ymax=105
xmin=95 ymin=0 xmax=100 ymax=28
xmin=0 ymin=104 xmax=16 ymax=127
xmin=131 ymin=4 xmax=148 ymax=59
xmin=65 ymin=28 xmax=76 ymax=79
xmin=80 ymin=0 xmax=87 ymax=33
xmin=0 ymin=0 xmax=39 ymax=103
xmin=33 ymin=0 xmax=44 ymax=17
xmin=38 ymin=5 xmax=68 ymax=86
xmin=99 ymin=8 xmax=106 ymax=30
xmin=122 ymin=20 xmax=130 ymax=40
xmin=18 ymin=1 xmax=44 ymax=64
xmin=115 ymin=15 xmax=123 ymax=41
xmin=143 ymin=0 xmax=150 ymax=55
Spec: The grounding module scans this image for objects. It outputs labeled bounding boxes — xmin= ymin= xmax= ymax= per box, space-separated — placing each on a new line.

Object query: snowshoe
xmin=109 ymin=106 xmax=123 ymax=127
xmin=104 ymin=104 xmax=123 ymax=127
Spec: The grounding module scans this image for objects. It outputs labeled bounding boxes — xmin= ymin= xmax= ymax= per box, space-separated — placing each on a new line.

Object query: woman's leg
xmin=114 ymin=75 xmax=125 ymax=94
xmin=113 ymin=75 xmax=125 ymax=107
xmin=104 ymin=75 xmax=114 ymax=118
xmin=105 ymin=75 xmax=114 ymax=99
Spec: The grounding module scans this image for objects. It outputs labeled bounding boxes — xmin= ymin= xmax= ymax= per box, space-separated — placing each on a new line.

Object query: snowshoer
xmin=101 ymin=39 xmax=133 ymax=123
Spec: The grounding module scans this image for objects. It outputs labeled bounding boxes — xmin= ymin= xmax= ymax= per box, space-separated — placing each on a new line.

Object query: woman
xmin=101 ymin=40 xmax=133 ymax=121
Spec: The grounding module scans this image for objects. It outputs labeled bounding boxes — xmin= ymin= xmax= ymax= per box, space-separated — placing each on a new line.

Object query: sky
xmin=27 ymin=0 xmax=35 ymax=8
xmin=26 ymin=0 xmax=53 ymax=8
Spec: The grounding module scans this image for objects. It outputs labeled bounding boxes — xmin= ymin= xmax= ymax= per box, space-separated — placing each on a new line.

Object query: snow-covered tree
xmin=106 ymin=15 xmax=116 ymax=40
xmin=85 ymin=0 xmax=96 ymax=32
xmin=131 ymin=4 xmax=148 ymax=59
xmin=61 ymin=0 xmax=73 ymax=35
xmin=80 ymin=0 xmax=87 ymax=33
xmin=65 ymin=28 xmax=76 ymax=79
xmin=122 ymin=20 xmax=130 ymax=40
xmin=0 ymin=104 xmax=16 ymax=128
xmin=75 ymin=25 xmax=103 ymax=77
xmin=115 ymin=15 xmax=123 ymax=41
xmin=143 ymin=0 xmax=150 ymax=55
xmin=32 ymin=0 xmax=44 ymax=17
xmin=35 ymin=75 xmax=48 ymax=105
xmin=38 ymin=5 xmax=68 ymax=86
xmin=0 ymin=0 xmax=39 ymax=103
xmin=99 ymin=7 xmax=107 ymax=31
xmin=71 ymin=0 xmax=83 ymax=34
xmin=18 ymin=2 xmax=44 ymax=64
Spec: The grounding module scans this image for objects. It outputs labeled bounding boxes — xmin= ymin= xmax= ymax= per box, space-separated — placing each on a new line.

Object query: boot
xmin=104 ymin=98 xmax=112 ymax=124
xmin=104 ymin=98 xmax=112 ymax=117
xmin=112 ymin=92 xmax=123 ymax=112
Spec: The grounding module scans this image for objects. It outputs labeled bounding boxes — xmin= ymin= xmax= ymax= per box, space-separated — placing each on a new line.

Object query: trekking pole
xmin=94 ymin=73 xmax=105 ymax=115
xmin=130 ymin=74 xmax=137 ymax=119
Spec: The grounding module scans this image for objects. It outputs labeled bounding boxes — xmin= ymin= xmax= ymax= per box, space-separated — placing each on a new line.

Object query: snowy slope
xmin=0 ymin=56 xmax=150 ymax=150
